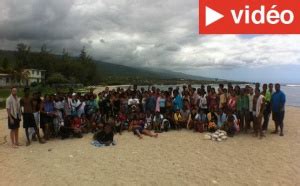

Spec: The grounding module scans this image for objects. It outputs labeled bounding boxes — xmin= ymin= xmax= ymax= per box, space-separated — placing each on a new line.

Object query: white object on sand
xmin=221 ymin=136 xmax=227 ymax=140
xmin=212 ymin=134 xmax=218 ymax=139
xmin=204 ymin=134 xmax=212 ymax=140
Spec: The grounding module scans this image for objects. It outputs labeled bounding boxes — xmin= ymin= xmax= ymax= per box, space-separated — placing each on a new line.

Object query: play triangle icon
xmin=205 ymin=6 xmax=224 ymax=26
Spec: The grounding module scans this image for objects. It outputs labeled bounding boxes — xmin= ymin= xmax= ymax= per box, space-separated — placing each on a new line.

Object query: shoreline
xmin=92 ymin=84 xmax=300 ymax=107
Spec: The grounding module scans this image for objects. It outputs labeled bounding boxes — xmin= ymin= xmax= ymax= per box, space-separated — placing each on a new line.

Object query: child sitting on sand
xmin=222 ymin=114 xmax=237 ymax=137
xmin=130 ymin=116 xmax=158 ymax=139
xmin=144 ymin=111 xmax=153 ymax=130
xmin=216 ymin=109 xmax=227 ymax=129
xmin=174 ymin=109 xmax=184 ymax=130
xmin=71 ymin=116 xmax=83 ymax=138
xmin=207 ymin=109 xmax=218 ymax=132
xmin=153 ymin=112 xmax=164 ymax=133
xmin=91 ymin=110 xmax=101 ymax=132
xmin=80 ymin=114 xmax=89 ymax=133
xmin=180 ymin=107 xmax=191 ymax=129
xmin=92 ymin=124 xmax=115 ymax=147
xmin=187 ymin=107 xmax=198 ymax=130
xmin=115 ymin=117 xmax=123 ymax=135
xmin=194 ymin=109 xmax=207 ymax=133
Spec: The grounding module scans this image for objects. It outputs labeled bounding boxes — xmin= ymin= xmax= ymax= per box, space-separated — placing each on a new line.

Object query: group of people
xmin=6 ymin=83 xmax=286 ymax=148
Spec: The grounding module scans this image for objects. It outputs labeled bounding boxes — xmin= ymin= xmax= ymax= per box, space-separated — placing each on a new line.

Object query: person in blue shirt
xmin=173 ymin=89 xmax=183 ymax=111
xmin=216 ymin=109 xmax=227 ymax=128
xmin=271 ymin=84 xmax=286 ymax=136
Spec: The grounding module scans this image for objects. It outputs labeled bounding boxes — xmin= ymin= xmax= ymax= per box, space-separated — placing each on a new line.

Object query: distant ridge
xmin=143 ymin=67 xmax=215 ymax=81
xmin=95 ymin=61 xmax=218 ymax=81
xmin=0 ymin=49 xmax=244 ymax=85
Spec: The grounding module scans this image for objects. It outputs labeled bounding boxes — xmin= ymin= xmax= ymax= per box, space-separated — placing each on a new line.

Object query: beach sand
xmin=0 ymin=107 xmax=299 ymax=186
xmin=93 ymin=85 xmax=131 ymax=94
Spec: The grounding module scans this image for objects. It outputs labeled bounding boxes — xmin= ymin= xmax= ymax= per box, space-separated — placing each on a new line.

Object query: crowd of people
xmin=6 ymin=83 xmax=286 ymax=148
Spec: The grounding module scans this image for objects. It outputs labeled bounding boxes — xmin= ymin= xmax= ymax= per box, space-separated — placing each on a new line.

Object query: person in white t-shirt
xmin=199 ymin=90 xmax=208 ymax=113
xmin=248 ymin=87 xmax=254 ymax=127
xmin=153 ymin=112 xmax=163 ymax=133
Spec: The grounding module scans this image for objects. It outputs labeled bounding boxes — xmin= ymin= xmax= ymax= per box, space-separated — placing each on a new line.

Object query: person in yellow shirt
xmin=174 ymin=109 xmax=184 ymax=130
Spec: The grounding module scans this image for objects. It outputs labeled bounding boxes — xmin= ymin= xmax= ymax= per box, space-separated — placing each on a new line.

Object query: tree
xmin=47 ymin=73 xmax=69 ymax=84
xmin=2 ymin=57 xmax=9 ymax=70
xmin=11 ymin=69 xmax=30 ymax=86
xmin=40 ymin=44 xmax=50 ymax=54
xmin=62 ymin=48 xmax=70 ymax=61
xmin=16 ymin=43 xmax=31 ymax=69
xmin=79 ymin=46 xmax=92 ymax=63
xmin=36 ymin=44 xmax=54 ymax=76
xmin=5 ymin=43 xmax=101 ymax=86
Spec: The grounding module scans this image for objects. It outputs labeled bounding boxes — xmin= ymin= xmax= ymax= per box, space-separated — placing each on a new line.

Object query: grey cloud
xmin=0 ymin=0 xmax=299 ymax=72
xmin=0 ymin=0 xmax=78 ymax=41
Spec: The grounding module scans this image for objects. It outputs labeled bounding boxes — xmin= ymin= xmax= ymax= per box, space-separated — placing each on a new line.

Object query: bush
xmin=47 ymin=73 xmax=69 ymax=84
xmin=30 ymin=82 xmax=39 ymax=87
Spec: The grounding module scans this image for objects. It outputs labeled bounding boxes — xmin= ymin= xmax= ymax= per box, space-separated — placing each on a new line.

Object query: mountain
xmin=143 ymin=67 xmax=215 ymax=81
xmin=94 ymin=61 xmax=216 ymax=81
xmin=0 ymin=49 xmax=243 ymax=85
xmin=94 ymin=61 xmax=222 ymax=85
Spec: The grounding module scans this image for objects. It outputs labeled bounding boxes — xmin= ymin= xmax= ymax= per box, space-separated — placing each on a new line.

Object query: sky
xmin=0 ymin=0 xmax=300 ymax=84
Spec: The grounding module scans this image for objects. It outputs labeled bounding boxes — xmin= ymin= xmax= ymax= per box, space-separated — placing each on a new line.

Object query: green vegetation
xmin=0 ymin=44 xmax=99 ymax=86
xmin=0 ymin=44 xmax=249 ymax=87
xmin=0 ymin=43 xmax=251 ymax=109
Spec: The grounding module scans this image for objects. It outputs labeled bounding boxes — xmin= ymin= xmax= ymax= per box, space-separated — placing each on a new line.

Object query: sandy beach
xmin=0 ymin=106 xmax=299 ymax=186
xmin=92 ymin=85 xmax=131 ymax=94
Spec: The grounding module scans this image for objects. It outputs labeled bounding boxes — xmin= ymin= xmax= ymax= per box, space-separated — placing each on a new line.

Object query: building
xmin=0 ymin=73 xmax=13 ymax=87
xmin=22 ymin=69 xmax=46 ymax=86
xmin=0 ymin=69 xmax=46 ymax=87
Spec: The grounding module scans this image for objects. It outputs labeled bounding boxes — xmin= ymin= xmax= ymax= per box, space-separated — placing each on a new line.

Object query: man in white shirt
xmin=6 ymin=87 xmax=22 ymax=148
xmin=199 ymin=90 xmax=208 ymax=113
xmin=254 ymin=89 xmax=265 ymax=138
xmin=71 ymin=93 xmax=81 ymax=116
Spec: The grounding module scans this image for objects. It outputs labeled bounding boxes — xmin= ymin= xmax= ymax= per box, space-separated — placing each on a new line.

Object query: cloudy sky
xmin=0 ymin=0 xmax=300 ymax=83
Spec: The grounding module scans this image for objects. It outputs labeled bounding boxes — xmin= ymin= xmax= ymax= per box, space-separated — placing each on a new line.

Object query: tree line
xmin=0 ymin=43 xmax=100 ymax=86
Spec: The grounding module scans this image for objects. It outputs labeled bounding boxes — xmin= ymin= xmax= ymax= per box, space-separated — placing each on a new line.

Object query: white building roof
xmin=24 ymin=69 xmax=46 ymax=71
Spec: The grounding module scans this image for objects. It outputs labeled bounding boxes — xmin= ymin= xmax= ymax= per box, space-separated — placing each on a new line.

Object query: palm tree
xmin=11 ymin=69 xmax=30 ymax=86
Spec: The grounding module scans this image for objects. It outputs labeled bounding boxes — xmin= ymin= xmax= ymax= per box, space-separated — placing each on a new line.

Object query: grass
xmin=0 ymin=88 xmax=14 ymax=98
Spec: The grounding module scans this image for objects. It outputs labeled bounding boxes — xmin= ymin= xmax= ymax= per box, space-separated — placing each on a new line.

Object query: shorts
xmin=272 ymin=111 xmax=285 ymax=123
xmin=33 ymin=112 xmax=40 ymax=128
xmin=249 ymin=112 xmax=254 ymax=122
xmin=23 ymin=113 xmax=37 ymax=128
xmin=133 ymin=127 xmax=144 ymax=135
xmin=40 ymin=113 xmax=53 ymax=129
xmin=8 ymin=117 xmax=20 ymax=130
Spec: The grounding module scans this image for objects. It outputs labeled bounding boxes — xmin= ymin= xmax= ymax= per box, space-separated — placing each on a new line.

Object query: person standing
xmin=262 ymin=83 xmax=273 ymax=132
xmin=237 ymin=88 xmax=250 ymax=133
xmin=40 ymin=95 xmax=55 ymax=140
xmin=199 ymin=90 xmax=208 ymax=114
xmin=271 ymin=84 xmax=286 ymax=136
xmin=248 ymin=87 xmax=254 ymax=130
xmin=218 ymin=87 xmax=227 ymax=110
xmin=254 ymin=89 xmax=265 ymax=139
xmin=6 ymin=87 xmax=22 ymax=148
xmin=20 ymin=87 xmax=45 ymax=146
xmin=173 ymin=89 xmax=183 ymax=111
xmin=30 ymin=92 xmax=42 ymax=141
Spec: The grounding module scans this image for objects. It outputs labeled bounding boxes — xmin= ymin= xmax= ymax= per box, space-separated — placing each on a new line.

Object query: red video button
xmin=199 ymin=0 xmax=300 ymax=34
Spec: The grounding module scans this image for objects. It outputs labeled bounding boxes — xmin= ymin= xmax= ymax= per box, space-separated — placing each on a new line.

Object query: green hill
xmin=0 ymin=49 xmax=245 ymax=85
